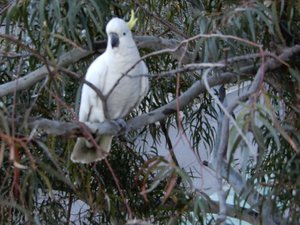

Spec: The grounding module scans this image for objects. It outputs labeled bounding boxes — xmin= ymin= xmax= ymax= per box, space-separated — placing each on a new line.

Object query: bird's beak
xmin=110 ymin=32 xmax=119 ymax=48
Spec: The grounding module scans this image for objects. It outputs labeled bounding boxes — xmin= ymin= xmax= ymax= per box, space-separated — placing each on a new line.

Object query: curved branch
xmin=92 ymin=36 xmax=194 ymax=63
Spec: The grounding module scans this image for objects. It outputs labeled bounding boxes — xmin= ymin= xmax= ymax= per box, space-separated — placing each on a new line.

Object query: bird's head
xmin=105 ymin=11 xmax=138 ymax=53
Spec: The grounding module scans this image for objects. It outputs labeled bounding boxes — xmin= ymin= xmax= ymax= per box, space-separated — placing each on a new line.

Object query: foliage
xmin=0 ymin=0 xmax=300 ymax=224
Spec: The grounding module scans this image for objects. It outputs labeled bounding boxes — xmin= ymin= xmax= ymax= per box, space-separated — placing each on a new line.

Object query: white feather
xmin=71 ymin=17 xmax=149 ymax=163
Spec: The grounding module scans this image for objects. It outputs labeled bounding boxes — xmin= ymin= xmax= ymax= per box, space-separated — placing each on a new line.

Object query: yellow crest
xmin=127 ymin=10 xmax=137 ymax=30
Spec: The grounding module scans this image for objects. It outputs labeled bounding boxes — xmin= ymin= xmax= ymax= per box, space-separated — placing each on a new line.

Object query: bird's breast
xmin=104 ymin=61 xmax=146 ymax=119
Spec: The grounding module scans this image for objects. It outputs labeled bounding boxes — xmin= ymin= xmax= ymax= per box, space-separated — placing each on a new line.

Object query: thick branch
xmin=27 ymin=119 xmax=121 ymax=137
xmin=0 ymin=48 xmax=92 ymax=97
xmin=26 ymin=68 xmax=249 ymax=136
xmin=202 ymin=196 xmax=261 ymax=225
xmin=202 ymin=50 xmax=298 ymax=225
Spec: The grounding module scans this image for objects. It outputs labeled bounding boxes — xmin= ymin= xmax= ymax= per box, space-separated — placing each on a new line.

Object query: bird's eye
xmin=123 ymin=32 xmax=126 ymax=36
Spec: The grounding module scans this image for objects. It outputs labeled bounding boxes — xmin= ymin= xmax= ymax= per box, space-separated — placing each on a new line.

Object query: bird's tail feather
xmin=71 ymin=135 xmax=112 ymax=164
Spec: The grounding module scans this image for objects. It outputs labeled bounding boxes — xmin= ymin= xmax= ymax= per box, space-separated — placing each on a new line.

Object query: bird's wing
xmin=71 ymin=54 xmax=113 ymax=163
xmin=78 ymin=54 xmax=108 ymax=123
xmin=139 ymin=61 xmax=149 ymax=98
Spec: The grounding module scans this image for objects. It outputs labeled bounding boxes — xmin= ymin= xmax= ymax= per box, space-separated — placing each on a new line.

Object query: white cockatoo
xmin=71 ymin=12 xmax=149 ymax=163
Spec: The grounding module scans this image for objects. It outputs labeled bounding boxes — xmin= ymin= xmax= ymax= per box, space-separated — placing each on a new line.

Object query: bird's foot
xmin=112 ymin=118 xmax=127 ymax=131
xmin=112 ymin=118 xmax=132 ymax=139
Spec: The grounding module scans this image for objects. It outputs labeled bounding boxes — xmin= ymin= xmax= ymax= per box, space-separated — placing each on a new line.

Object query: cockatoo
xmin=71 ymin=12 xmax=149 ymax=163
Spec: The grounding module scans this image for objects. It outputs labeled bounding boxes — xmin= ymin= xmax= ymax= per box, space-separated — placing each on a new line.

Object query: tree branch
xmin=19 ymin=44 xmax=299 ymax=139
xmin=199 ymin=192 xmax=261 ymax=225
xmin=23 ymin=68 xmax=249 ymax=138
xmin=201 ymin=49 xmax=295 ymax=225
xmin=0 ymin=48 xmax=92 ymax=97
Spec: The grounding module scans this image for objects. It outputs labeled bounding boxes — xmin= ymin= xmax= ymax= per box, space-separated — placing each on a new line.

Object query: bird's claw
xmin=113 ymin=118 xmax=132 ymax=139
xmin=113 ymin=118 xmax=127 ymax=131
